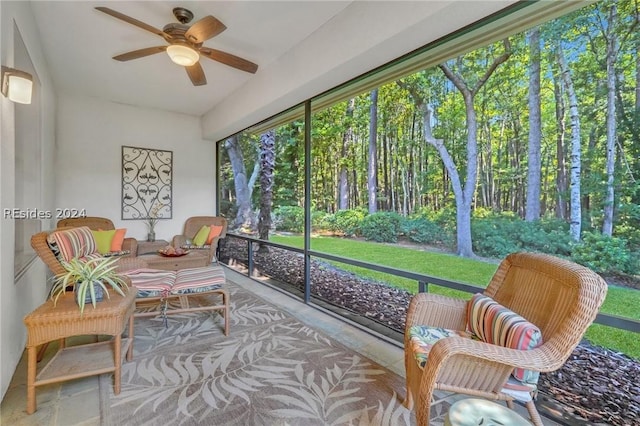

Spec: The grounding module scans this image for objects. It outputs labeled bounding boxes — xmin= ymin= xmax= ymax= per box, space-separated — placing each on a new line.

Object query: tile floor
xmin=1 ymin=267 xmax=559 ymax=425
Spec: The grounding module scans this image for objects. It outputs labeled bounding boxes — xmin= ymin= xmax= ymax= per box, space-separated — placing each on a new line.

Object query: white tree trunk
xmin=602 ymin=4 xmax=618 ymax=237
xmin=557 ymin=45 xmax=582 ymax=241
xmin=368 ymin=89 xmax=378 ymax=214
xmin=526 ymin=27 xmax=542 ymax=221
xmin=339 ymin=98 xmax=355 ymax=210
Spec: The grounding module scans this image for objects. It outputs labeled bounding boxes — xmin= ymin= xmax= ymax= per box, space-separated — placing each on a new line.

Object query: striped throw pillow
xmin=467 ymin=293 xmax=543 ymax=384
xmin=49 ymin=226 xmax=97 ymax=262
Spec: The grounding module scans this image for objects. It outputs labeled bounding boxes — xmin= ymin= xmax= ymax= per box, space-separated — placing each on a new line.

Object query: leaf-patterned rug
xmin=100 ymin=279 xmax=450 ymax=425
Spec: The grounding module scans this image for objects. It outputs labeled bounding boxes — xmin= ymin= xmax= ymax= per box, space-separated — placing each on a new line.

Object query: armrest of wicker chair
xmin=121 ymin=237 xmax=138 ymax=257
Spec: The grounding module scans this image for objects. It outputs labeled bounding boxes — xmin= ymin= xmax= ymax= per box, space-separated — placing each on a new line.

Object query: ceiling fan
xmin=95 ymin=6 xmax=258 ymax=86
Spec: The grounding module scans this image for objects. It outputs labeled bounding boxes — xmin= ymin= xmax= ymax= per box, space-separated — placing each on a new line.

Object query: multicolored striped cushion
xmin=48 ymin=227 xmax=97 ymax=261
xmin=467 ymin=293 xmax=543 ymax=384
xmin=172 ymin=266 xmax=225 ymax=294
xmin=123 ymin=268 xmax=175 ymax=298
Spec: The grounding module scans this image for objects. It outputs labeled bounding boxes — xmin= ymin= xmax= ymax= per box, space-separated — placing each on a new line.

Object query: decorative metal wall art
xmin=121 ymin=146 xmax=172 ymax=220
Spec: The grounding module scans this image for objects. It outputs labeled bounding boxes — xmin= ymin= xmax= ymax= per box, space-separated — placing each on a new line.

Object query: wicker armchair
xmin=31 ymin=228 xmax=146 ymax=276
xmin=57 ymin=216 xmax=137 ymax=257
xmin=172 ymin=216 xmax=228 ymax=264
xmin=404 ymin=252 xmax=608 ymax=426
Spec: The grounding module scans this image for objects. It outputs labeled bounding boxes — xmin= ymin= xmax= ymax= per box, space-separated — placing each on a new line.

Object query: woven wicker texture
xmin=172 ymin=216 xmax=228 ymax=263
xmin=57 ymin=216 xmax=137 ymax=256
xmin=404 ymin=252 xmax=608 ymax=426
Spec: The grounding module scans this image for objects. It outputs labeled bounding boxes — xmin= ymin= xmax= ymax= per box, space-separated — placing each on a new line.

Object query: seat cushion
xmin=123 ymin=268 xmax=175 ymax=298
xmin=467 ymin=293 xmax=543 ymax=384
xmin=408 ymin=326 xmax=474 ymax=368
xmin=173 ymin=266 xmax=226 ymax=294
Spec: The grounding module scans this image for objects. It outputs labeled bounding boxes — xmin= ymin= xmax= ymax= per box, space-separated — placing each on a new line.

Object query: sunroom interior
xmin=2 ymin=1 xmax=633 ymax=424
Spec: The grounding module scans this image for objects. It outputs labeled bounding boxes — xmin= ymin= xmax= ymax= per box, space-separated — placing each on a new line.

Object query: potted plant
xmin=50 ymin=256 xmax=129 ymax=313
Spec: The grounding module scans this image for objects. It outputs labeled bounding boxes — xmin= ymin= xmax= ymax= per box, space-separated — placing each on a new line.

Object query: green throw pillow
xmin=91 ymin=229 xmax=116 ymax=255
xmin=192 ymin=225 xmax=210 ymax=246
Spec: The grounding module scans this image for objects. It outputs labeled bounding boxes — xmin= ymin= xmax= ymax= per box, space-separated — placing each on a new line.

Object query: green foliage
xmin=571 ymin=232 xmax=636 ymax=274
xmin=50 ymin=257 xmax=128 ymax=314
xmin=471 ymin=214 xmax=573 ymax=258
xmin=273 ymin=206 xmax=305 ymax=233
xmin=360 ymin=212 xmax=402 ymax=242
xmin=401 ymin=217 xmax=453 ymax=247
xmin=311 ymin=210 xmax=332 ymax=231
xmin=329 ymin=209 xmax=367 ymax=237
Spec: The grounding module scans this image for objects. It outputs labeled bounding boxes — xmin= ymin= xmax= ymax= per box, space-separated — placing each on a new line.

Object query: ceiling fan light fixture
xmin=166 ymin=44 xmax=199 ymax=66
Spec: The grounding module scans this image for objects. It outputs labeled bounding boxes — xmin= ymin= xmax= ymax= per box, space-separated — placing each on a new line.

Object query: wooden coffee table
xmin=138 ymin=251 xmax=210 ymax=270
xmin=23 ymin=288 xmax=136 ymax=414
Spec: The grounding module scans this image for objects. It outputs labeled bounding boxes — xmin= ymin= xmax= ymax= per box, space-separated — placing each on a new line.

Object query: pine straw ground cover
xmin=220 ymin=239 xmax=640 ymax=425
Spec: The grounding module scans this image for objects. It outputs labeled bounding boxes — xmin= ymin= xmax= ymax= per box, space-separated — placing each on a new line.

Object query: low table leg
xmin=126 ymin=314 xmax=134 ymax=362
xmin=114 ymin=335 xmax=121 ymax=394
xmin=26 ymin=346 xmax=37 ymax=414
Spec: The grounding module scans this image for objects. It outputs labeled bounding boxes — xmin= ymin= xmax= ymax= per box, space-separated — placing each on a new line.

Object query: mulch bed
xmin=219 ymin=239 xmax=640 ymax=425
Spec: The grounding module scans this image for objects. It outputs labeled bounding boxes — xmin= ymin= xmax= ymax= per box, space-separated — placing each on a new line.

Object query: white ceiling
xmin=29 ymin=1 xmax=352 ymax=116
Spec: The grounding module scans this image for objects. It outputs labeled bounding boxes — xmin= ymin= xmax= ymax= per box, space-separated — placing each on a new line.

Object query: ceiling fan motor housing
xmin=172 ymin=7 xmax=194 ymax=24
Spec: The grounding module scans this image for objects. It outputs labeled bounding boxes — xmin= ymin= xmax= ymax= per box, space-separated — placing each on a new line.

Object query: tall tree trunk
xmin=257 ymin=130 xmax=275 ymax=244
xmin=554 ymin=69 xmax=568 ymax=220
xmin=367 ymin=89 xmax=378 ymax=213
xmin=224 ymin=136 xmax=254 ymax=230
xmin=557 ymin=44 xmax=582 ymax=241
xmin=526 ymin=27 xmax=542 ymax=221
xmin=602 ymin=4 xmax=619 ymax=237
xmin=437 ymin=39 xmax=512 ymax=257
xmin=338 ymin=98 xmax=355 ymax=210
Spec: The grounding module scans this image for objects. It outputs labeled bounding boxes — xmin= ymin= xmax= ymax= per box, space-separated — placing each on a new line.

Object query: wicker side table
xmin=137 ymin=239 xmax=170 ymax=255
xmin=138 ymin=251 xmax=210 ymax=270
xmin=23 ymin=288 xmax=136 ymax=414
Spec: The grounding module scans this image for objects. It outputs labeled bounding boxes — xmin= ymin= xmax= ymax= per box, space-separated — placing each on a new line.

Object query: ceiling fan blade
xmin=113 ymin=46 xmax=167 ymax=62
xmin=199 ymin=48 xmax=258 ymax=74
xmin=185 ymin=16 xmax=227 ymax=44
xmin=186 ymin=63 xmax=207 ymax=86
xmin=95 ymin=7 xmax=171 ymax=41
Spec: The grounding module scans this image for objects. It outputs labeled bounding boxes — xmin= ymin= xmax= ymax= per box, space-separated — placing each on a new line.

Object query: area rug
xmin=100 ymin=279 xmax=450 ymax=425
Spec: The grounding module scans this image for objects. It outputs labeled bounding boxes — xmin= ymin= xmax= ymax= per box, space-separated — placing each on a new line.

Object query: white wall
xmin=56 ymin=94 xmax=215 ymax=240
xmin=1 ymin=1 xmax=57 ymax=399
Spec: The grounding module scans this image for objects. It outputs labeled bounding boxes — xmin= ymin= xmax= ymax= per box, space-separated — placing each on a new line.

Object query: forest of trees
xmin=219 ymin=0 xmax=639 ymax=268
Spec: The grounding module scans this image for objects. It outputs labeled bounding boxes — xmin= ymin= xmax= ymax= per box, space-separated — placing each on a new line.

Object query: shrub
xmin=401 ymin=217 xmax=453 ymax=247
xmin=331 ymin=209 xmax=367 ymax=237
xmin=360 ymin=212 xmax=402 ymax=242
xmin=471 ymin=214 xmax=574 ymax=258
xmin=571 ymin=232 xmax=636 ymax=274
xmin=273 ymin=206 xmax=304 ymax=233
xmin=311 ymin=210 xmax=332 ymax=232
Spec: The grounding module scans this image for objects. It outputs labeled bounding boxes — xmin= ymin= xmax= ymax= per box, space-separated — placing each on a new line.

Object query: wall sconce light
xmin=1 ymin=66 xmax=33 ymax=104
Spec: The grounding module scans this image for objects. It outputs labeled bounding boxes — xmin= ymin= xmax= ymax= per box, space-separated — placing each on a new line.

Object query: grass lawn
xmin=270 ymin=234 xmax=640 ymax=359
